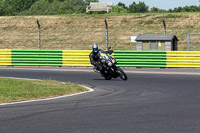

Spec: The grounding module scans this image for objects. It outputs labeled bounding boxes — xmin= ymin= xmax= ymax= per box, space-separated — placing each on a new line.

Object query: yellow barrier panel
xmin=0 ymin=50 xmax=11 ymax=66
xmin=167 ymin=51 xmax=200 ymax=54
xmin=0 ymin=49 xmax=11 ymax=53
xmin=0 ymin=55 xmax=12 ymax=58
xmin=62 ymin=59 xmax=90 ymax=61
xmin=62 ymin=50 xmax=92 ymax=67
xmin=166 ymin=65 xmax=200 ymax=68
xmin=167 ymin=57 xmax=200 ymax=60
xmin=62 ymin=64 xmax=92 ymax=67
xmin=166 ymin=51 xmax=200 ymax=67
xmin=62 ymin=56 xmax=90 ymax=59
xmin=167 ymin=54 xmax=200 ymax=57
xmin=62 ymin=50 xmax=91 ymax=53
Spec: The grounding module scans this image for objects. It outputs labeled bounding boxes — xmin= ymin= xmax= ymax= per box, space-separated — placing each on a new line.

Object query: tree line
xmin=0 ymin=0 xmax=200 ymax=16
xmin=0 ymin=0 xmax=99 ymax=15
xmin=114 ymin=2 xmax=200 ymax=13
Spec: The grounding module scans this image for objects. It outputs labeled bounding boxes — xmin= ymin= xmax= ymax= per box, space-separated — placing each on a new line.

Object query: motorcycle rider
xmin=89 ymin=44 xmax=127 ymax=80
xmin=89 ymin=44 xmax=102 ymax=71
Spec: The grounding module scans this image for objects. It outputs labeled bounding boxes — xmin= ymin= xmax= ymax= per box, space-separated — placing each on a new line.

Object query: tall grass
xmin=0 ymin=13 xmax=200 ymax=50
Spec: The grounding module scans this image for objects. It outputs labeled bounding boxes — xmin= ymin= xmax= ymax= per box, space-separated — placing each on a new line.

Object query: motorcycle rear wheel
xmin=116 ymin=67 xmax=128 ymax=80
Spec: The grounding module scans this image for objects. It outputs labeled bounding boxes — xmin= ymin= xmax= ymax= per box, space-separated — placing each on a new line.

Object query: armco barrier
xmin=166 ymin=51 xmax=200 ymax=67
xmin=0 ymin=49 xmax=11 ymax=66
xmin=62 ymin=50 xmax=92 ymax=67
xmin=12 ymin=49 xmax=63 ymax=66
xmin=114 ymin=50 xmax=167 ymax=67
xmin=0 ymin=49 xmax=91 ymax=67
xmin=0 ymin=49 xmax=200 ymax=68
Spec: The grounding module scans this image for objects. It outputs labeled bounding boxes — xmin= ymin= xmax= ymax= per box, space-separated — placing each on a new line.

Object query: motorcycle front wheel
xmin=116 ymin=67 xmax=128 ymax=80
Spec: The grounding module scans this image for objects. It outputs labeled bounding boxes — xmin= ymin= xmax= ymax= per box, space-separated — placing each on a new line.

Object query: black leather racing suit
xmin=89 ymin=50 xmax=102 ymax=71
xmin=89 ymin=49 xmax=114 ymax=71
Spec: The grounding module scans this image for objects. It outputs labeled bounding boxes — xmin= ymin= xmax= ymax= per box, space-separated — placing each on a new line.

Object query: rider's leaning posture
xmin=89 ymin=44 xmax=127 ymax=80
xmin=89 ymin=44 xmax=102 ymax=71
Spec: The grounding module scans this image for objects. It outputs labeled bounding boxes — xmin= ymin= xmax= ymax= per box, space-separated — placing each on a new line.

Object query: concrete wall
xmin=136 ymin=41 xmax=143 ymax=51
xmin=136 ymin=41 xmax=175 ymax=51
xmin=165 ymin=41 xmax=172 ymax=51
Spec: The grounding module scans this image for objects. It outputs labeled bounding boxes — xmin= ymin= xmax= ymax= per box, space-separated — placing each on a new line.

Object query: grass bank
xmin=0 ymin=13 xmax=200 ymax=50
xmin=0 ymin=77 xmax=87 ymax=103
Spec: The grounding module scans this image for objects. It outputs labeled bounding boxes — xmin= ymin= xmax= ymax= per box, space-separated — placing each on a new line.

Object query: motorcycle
xmin=93 ymin=47 xmax=127 ymax=80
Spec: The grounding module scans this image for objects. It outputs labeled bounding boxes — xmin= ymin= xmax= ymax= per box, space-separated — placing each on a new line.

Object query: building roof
xmin=135 ymin=34 xmax=178 ymax=41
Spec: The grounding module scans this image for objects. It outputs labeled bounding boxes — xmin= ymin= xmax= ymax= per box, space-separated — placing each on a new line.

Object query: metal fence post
xmin=163 ymin=19 xmax=166 ymax=34
xmin=105 ymin=18 xmax=108 ymax=50
xmin=187 ymin=33 xmax=190 ymax=51
xmin=37 ymin=19 xmax=41 ymax=50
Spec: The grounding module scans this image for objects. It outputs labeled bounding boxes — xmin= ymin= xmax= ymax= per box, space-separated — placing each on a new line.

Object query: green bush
xmin=0 ymin=0 xmax=200 ymax=16
xmin=27 ymin=0 xmax=51 ymax=15
xmin=0 ymin=1 xmax=6 ymax=16
xmin=129 ymin=1 xmax=149 ymax=13
xmin=113 ymin=6 xmax=128 ymax=13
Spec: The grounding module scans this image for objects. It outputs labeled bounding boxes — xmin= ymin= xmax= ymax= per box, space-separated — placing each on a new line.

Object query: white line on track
xmin=0 ymin=76 xmax=94 ymax=106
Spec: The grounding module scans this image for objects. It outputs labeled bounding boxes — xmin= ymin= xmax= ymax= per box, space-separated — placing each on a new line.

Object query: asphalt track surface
xmin=0 ymin=67 xmax=200 ymax=133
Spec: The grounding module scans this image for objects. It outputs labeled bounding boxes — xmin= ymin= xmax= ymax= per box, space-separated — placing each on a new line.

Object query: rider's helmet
xmin=92 ymin=44 xmax=98 ymax=53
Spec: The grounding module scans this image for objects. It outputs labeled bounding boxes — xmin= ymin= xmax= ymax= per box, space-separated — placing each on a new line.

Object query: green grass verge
xmin=0 ymin=77 xmax=88 ymax=103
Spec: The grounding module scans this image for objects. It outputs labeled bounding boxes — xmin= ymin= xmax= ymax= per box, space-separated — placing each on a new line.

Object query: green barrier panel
xmin=11 ymin=49 xmax=62 ymax=66
xmin=118 ymin=65 xmax=166 ymax=67
xmin=116 ymin=59 xmax=166 ymax=61
xmin=12 ymin=58 xmax=62 ymax=61
xmin=12 ymin=55 xmax=62 ymax=58
xmin=11 ymin=50 xmax=91 ymax=67
xmin=12 ymin=49 xmax=62 ymax=53
xmin=114 ymin=50 xmax=166 ymax=53
xmin=114 ymin=56 xmax=166 ymax=59
xmin=11 ymin=63 xmax=63 ymax=66
xmin=114 ymin=50 xmax=167 ymax=67
xmin=2 ymin=49 xmax=199 ymax=68
xmin=117 ymin=62 xmax=166 ymax=65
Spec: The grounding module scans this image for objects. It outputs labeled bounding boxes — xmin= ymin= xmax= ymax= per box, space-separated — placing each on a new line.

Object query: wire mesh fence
xmin=187 ymin=33 xmax=200 ymax=51
xmin=0 ymin=26 xmax=136 ymax=50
